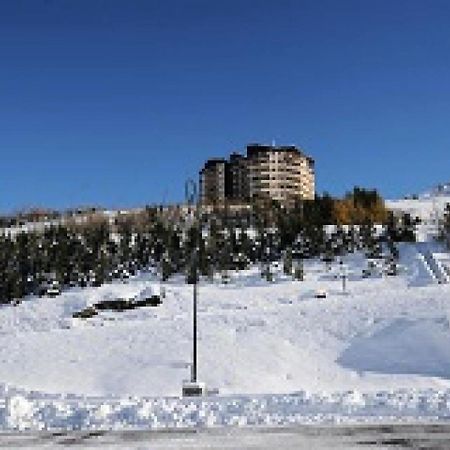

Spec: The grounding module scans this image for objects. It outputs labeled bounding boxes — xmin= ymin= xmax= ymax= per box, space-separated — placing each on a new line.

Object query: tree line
xmin=0 ymin=188 xmax=419 ymax=304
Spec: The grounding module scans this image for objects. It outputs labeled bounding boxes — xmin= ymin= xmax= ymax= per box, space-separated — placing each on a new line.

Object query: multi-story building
xmin=199 ymin=143 xmax=315 ymax=205
xmin=199 ymin=158 xmax=228 ymax=204
xmin=228 ymin=152 xmax=249 ymax=201
xmin=246 ymin=144 xmax=315 ymax=203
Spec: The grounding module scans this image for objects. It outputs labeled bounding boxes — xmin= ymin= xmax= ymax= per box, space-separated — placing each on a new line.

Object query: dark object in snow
xmin=182 ymin=381 xmax=206 ymax=397
xmin=134 ymin=295 xmax=162 ymax=308
xmin=72 ymin=295 xmax=162 ymax=319
xmin=315 ymin=289 xmax=327 ymax=299
xmin=95 ymin=299 xmax=131 ymax=312
xmin=72 ymin=306 xmax=98 ymax=319
xmin=38 ymin=277 xmax=62 ymax=297
xmin=94 ymin=296 xmax=162 ymax=311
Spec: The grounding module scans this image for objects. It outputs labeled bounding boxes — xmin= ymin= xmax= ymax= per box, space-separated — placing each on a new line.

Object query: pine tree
xmin=161 ymin=251 xmax=173 ymax=282
xmin=283 ymin=247 xmax=293 ymax=276
xmin=293 ymin=258 xmax=304 ymax=281
xmin=400 ymin=213 xmax=417 ymax=242
xmin=442 ymin=204 xmax=450 ymax=249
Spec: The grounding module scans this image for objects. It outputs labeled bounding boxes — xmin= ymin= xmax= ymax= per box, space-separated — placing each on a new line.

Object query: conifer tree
xmin=440 ymin=204 xmax=450 ymax=249
xmin=283 ymin=247 xmax=293 ymax=276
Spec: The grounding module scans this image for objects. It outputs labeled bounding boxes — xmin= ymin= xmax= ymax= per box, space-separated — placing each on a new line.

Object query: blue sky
xmin=1 ymin=0 xmax=450 ymax=212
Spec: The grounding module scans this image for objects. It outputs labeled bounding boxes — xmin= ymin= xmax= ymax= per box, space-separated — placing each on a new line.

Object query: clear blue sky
xmin=1 ymin=0 xmax=450 ymax=212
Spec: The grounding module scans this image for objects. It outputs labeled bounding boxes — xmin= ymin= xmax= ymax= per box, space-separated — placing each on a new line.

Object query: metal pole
xmin=193 ymin=191 xmax=201 ymax=384
xmin=182 ymin=178 xmax=207 ymax=396
xmin=192 ymin=279 xmax=197 ymax=382
xmin=185 ymin=179 xmax=199 ymax=384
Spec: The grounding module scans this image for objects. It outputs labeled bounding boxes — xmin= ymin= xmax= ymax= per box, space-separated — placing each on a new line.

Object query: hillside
xmin=1 ymin=241 xmax=450 ymax=429
xmin=386 ymin=183 xmax=450 ymax=222
xmin=0 ymin=185 xmax=449 ymax=429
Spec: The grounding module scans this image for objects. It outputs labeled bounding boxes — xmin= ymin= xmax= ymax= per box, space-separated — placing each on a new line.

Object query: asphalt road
xmin=2 ymin=424 xmax=450 ymax=449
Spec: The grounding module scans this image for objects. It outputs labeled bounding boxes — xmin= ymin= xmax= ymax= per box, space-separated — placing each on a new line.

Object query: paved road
xmin=2 ymin=424 xmax=450 ymax=449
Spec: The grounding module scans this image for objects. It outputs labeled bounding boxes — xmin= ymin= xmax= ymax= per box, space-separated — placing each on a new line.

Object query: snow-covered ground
xmin=1 ymin=241 xmax=450 ymax=430
xmin=386 ymin=186 xmax=450 ymax=243
xmin=386 ymin=188 xmax=450 ymax=225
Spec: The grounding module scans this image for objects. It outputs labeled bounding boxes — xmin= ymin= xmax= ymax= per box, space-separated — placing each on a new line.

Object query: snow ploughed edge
xmin=3 ymin=385 xmax=450 ymax=431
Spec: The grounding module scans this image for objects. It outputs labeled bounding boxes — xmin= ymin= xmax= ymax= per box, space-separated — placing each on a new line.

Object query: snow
xmin=1 ymin=187 xmax=450 ymax=429
xmin=387 ymin=196 xmax=450 ymax=218
xmin=338 ymin=318 xmax=450 ymax=378
xmin=0 ymin=239 xmax=448 ymax=429
xmin=3 ymin=385 xmax=450 ymax=431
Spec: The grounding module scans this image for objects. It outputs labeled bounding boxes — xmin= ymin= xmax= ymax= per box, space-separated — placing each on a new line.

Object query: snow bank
xmin=2 ymin=385 xmax=450 ymax=431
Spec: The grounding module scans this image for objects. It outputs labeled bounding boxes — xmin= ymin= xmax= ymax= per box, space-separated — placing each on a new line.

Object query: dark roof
xmin=229 ymin=152 xmax=245 ymax=162
xmin=200 ymin=144 xmax=314 ymax=173
xmin=246 ymin=143 xmax=309 ymax=158
xmin=200 ymin=158 xmax=227 ymax=171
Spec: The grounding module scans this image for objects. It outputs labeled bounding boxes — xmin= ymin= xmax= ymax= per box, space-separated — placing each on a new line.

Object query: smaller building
xmin=199 ymin=158 xmax=228 ymax=204
xmin=228 ymin=152 xmax=249 ymax=201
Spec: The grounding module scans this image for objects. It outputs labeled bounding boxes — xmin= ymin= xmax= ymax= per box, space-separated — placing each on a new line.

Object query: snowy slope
xmin=386 ymin=184 xmax=450 ymax=242
xmin=0 ymin=254 xmax=443 ymax=398
xmin=386 ymin=184 xmax=450 ymax=222
xmin=0 ymin=242 xmax=450 ymax=428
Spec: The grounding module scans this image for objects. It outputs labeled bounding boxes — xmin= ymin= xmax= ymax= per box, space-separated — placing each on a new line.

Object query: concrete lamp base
xmin=182 ymin=381 xmax=207 ymax=397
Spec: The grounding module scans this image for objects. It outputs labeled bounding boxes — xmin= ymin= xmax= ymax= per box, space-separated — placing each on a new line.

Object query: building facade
xmin=228 ymin=152 xmax=249 ymax=201
xmin=199 ymin=143 xmax=315 ymax=205
xmin=199 ymin=158 xmax=227 ymax=204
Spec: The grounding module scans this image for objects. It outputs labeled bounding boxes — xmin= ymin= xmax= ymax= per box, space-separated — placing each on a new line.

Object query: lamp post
xmin=339 ymin=260 xmax=348 ymax=293
xmin=182 ymin=179 xmax=206 ymax=397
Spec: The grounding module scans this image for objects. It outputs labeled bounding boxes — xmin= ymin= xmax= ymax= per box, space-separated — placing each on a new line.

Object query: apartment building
xmin=199 ymin=143 xmax=315 ymax=205
xmin=247 ymin=144 xmax=315 ymax=203
xmin=228 ymin=152 xmax=249 ymax=201
xmin=199 ymin=158 xmax=228 ymax=203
